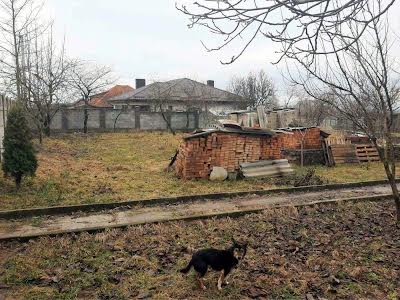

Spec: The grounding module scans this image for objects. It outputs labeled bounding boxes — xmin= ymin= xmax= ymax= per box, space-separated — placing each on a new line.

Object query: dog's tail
xmin=180 ymin=260 xmax=193 ymax=274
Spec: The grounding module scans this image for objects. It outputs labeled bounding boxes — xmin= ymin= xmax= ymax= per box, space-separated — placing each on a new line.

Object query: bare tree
xmin=179 ymin=0 xmax=400 ymax=222
xmin=70 ymin=61 xmax=114 ymax=134
xmin=177 ymin=0 xmax=395 ymax=65
xmin=150 ymin=81 xmax=177 ymax=135
xmin=295 ymin=94 xmax=332 ymax=127
xmin=281 ymin=85 xmax=298 ymax=109
xmin=0 ymin=0 xmax=45 ymax=101
xmin=113 ymin=105 xmax=127 ymax=132
xmin=229 ymin=70 xmax=276 ymax=109
xmin=181 ymin=79 xmax=215 ymax=129
xmin=291 ymin=8 xmax=400 ymax=221
xmin=21 ymin=26 xmax=73 ymax=142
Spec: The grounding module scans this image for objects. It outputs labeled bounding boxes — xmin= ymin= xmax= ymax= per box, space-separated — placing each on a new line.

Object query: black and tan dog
xmin=180 ymin=239 xmax=247 ymax=290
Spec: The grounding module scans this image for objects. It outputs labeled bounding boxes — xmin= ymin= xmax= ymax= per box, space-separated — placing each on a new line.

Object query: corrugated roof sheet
xmin=183 ymin=126 xmax=275 ymax=140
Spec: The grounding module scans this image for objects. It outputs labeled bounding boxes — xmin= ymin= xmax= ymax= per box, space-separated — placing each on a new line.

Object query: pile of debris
xmin=227 ymin=107 xmax=296 ymax=129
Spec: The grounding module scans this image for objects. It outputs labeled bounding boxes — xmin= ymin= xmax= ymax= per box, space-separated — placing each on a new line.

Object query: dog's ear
xmin=231 ymin=237 xmax=237 ymax=245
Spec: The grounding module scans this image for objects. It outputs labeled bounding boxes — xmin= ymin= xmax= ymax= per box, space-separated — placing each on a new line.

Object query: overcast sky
xmin=44 ymin=0 xmax=400 ymax=95
xmin=44 ymin=1 xmax=284 ymax=92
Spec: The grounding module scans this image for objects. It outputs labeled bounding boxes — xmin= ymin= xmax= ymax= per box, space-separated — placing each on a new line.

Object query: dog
xmin=180 ymin=239 xmax=247 ymax=290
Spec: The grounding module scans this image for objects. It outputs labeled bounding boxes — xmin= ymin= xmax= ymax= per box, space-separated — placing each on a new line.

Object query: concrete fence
xmin=48 ymin=108 xmax=207 ymax=132
xmin=0 ymin=95 xmax=12 ymax=160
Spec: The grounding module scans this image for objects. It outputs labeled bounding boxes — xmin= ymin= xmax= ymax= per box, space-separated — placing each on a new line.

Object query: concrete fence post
xmin=61 ymin=109 xmax=68 ymax=131
xmin=194 ymin=111 xmax=200 ymax=129
xmin=99 ymin=109 xmax=106 ymax=129
xmin=135 ymin=110 xmax=141 ymax=129
xmin=167 ymin=112 xmax=172 ymax=130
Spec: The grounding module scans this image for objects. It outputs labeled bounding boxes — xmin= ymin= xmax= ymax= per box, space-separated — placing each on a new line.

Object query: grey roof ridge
xmin=108 ymin=83 xmax=154 ymax=101
xmin=178 ymin=77 xmax=246 ymax=101
xmin=109 ymin=77 xmax=246 ymax=102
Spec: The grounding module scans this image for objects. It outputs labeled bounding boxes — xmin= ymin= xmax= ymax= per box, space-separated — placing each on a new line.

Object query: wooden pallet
xmin=322 ymin=141 xmax=335 ymax=166
xmin=330 ymin=144 xmax=359 ymax=164
xmin=355 ymin=144 xmax=380 ymax=162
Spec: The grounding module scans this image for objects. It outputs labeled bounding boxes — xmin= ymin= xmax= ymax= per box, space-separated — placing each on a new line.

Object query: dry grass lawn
xmin=0 ymin=132 xmax=396 ymax=210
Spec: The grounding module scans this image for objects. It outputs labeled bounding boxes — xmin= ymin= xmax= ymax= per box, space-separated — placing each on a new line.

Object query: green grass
xmin=0 ymin=132 xmax=396 ymax=210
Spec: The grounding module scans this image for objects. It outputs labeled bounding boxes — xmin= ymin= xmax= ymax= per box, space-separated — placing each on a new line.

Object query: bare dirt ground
xmin=0 ymin=200 xmax=399 ymax=299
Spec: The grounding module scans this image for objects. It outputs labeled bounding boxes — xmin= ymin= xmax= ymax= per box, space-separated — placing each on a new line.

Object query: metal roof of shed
xmin=183 ymin=127 xmax=275 ymax=140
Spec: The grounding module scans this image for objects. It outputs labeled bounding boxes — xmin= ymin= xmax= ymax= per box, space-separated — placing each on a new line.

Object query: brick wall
xmin=175 ymin=127 xmax=323 ymax=179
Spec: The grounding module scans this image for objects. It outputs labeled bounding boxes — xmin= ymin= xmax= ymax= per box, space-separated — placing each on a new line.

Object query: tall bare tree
xmin=229 ymin=70 xmax=276 ymax=109
xmin=177 ymin=0 xmax=395 ymax=65
xmin=179 ymin=0 xmax=400 ymax=221
xmin=70 ymin=61 xmax=114 ymax=134
xmin=21 ymin=26 xmax=73 ymax=142
xmin=291 ymin=8 xmax=400 ymax=221
xmin=295 ymin=93 xmax=333 ymax=127
xmin=0 ymin=0 xmax=44 ymax=101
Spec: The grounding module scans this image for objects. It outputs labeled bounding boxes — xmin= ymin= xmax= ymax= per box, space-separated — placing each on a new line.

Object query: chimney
xmin=207 ymin=80 xmax=214 ymax=87
xmin=136 ymin=79 xmax=146 ymax=89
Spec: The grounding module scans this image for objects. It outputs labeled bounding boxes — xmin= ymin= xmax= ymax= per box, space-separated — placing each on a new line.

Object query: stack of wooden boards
xmin=329 ymin=144 xmax=380 ymax=165
xmin=240 ymin=159 xmax=294 ymax=178
xmin=329 ymin=144 xmax=359 ymax=164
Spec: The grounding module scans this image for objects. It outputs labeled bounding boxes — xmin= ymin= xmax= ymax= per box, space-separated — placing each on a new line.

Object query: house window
xmin=168 ymin=105 xmax=173 ymax=111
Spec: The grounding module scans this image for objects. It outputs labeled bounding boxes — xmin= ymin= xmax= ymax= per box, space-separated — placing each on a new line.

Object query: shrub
xmin=2 ymin=105 xmax=37 ymax=188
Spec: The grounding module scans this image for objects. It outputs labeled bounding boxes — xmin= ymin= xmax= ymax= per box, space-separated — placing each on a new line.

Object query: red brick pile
xmin=175 ymin=127 xmax=323 ymax=179
xmin=279 ymin=127 xmax=323 ymax=150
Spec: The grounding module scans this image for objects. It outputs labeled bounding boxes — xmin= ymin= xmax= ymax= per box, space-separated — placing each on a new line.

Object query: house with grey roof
xmin=108 ymin=78 xmax=249 ymax=115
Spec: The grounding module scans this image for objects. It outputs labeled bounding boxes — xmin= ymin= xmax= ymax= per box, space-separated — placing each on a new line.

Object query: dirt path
xmin=0 ymin=183 xmax=396 ymax=240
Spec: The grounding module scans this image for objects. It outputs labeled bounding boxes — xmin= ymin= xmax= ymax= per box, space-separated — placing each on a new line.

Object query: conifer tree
xmin=2 ymin=105 xmax=37 ymax=188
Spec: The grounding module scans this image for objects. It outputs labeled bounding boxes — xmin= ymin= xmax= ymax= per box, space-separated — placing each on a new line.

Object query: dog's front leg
xmin=217 ymin=271 xmax=224 ymax=291
xmin=197 ymin=275 xmax=207 ymax=290
xmin=224 ymin=273 xmax=230 ymax=285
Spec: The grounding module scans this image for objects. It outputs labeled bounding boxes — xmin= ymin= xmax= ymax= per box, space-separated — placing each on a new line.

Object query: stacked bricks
xmin=175 ymin=128 xmax=323 ymax=179
xmin=279 ymin=127 xmax=322 ymax=150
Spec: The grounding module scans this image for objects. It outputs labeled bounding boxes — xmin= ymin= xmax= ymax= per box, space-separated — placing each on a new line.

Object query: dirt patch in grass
xmin=0 ymin=132 xmax=397 ymax=210
xmin=0 ymin=200 xmax=399 ymax=299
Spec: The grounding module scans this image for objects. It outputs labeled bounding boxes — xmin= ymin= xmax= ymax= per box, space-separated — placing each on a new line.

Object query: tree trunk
xmin=43 ymin=114 xmax=51 ymax=137
xmin=35 ymin=122 xmax=43 ymax=144
xmin=114 ymin=110 xmax=123 ymax=132
xmin=83 ymin=107 xmax=89 ymax=134
xmin=374 ymin=138 xmax=400 ymax=222
xmin=160 ymin=109 xmax=176 ymax=135
xmin=382 ymin=160 xmax=400 ymax=222
xmin=301 ymin=140 xmax=304 ymax=167
xmin=15 ymin=173 xmax=22 ymax=189
xmin=38 ymin=129 xmax=43 ymax=144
